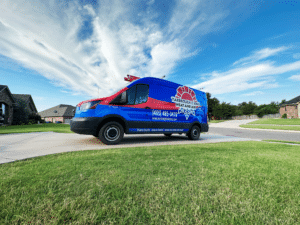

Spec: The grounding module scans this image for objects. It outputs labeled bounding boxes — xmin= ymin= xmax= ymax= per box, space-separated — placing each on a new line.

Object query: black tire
xmin=98 ymin=122 xmax=124 ymax=145
xmin=164 ymin=133 xmax=172 ymax=137
xmin=187 ymin=125 xmax=200 ymax=140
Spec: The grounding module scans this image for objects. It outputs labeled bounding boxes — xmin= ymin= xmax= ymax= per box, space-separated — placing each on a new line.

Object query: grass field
xmin=247 ymin=118 xmax=300 ymax=125
xmin=1 ymin=141 xmax=300 ymax=224
xmin=240 ymin=124 xmax=300 ymax=131
xmin=0 ymin=123 xmax=73 ymax=134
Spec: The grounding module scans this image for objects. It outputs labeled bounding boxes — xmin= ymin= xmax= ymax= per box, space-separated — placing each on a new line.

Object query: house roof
xmin=0 ymin=85 xmax=8 ymax=92
xmin=12 ymin=94 xmax=38 ymax=113
xmin=12 ymin=94 xmax=31 ymax=103
xmin=38 ymin=104 xmax=76 ymax=117
xmin=0 ymin=85 xmax=16 ymax=104
xmin=280 ymin=95 xmax=300 ymax=106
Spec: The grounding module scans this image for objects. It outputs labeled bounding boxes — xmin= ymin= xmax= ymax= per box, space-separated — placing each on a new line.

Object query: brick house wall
xmin=43 ymin=117 xmax=72 ymax=123
xmin=279 ymin=104 xmax=299 ymax=119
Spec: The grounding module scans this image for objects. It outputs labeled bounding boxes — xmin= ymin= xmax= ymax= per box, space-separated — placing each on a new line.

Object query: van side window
xmin=135 ymin=84 xmax=149 ymax=104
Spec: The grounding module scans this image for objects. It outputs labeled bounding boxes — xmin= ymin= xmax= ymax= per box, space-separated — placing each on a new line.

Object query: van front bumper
xmin=70 ymin=117 xmax=100 ymax=135
xmin=201 ymin=123 xmax=209 ymax=132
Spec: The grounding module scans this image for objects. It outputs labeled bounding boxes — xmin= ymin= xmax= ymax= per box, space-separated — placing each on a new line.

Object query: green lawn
xmin=1 ymin=141 xmax=300 ymax=224
xmin=240 ymin=124 xmax=300 ymax=131
xmin=247 ymin=118 xmax=300 ymax=125
xmin=0 ymin=123 xmax=73 ymax=134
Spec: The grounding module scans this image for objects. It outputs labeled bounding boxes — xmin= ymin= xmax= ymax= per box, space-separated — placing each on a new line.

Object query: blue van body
xmin=70 ymin=77 xmax=208 ymax=144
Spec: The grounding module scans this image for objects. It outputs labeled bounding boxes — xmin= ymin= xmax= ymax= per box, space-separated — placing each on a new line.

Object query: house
xmin=0 ymin=85 xmax=16 ymax=125
xmin=12 ymin=94 xmax=38 ymax=125
xmin=0 ymin=85 xmax=38 ymax=125
xmin=38 ymin=104 xmax=75 ymax=124
xmin=279 ymin=95 xmax=300 ymax=119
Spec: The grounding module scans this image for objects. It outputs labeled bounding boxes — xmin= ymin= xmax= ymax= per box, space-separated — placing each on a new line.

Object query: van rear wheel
xmin=99 ymin=122 xmax=124 ymax=145
xmin=188 ymin=125 xmax=200 ymax=140
xmin=164 ymin=133 xmax=172 ymax=137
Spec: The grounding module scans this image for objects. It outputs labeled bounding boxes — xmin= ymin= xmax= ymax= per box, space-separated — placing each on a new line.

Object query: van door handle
xmin=145 ymin=107 xmax=151 ymax=109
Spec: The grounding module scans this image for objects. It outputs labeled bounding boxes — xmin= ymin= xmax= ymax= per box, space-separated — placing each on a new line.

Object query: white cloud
xmin=232 ymin=46 xmax=289 ymax=66
xmin=293 ymin=53 xmax=300 ymax=59
xmin=192 ymin=49 xmax=300 ymax=95
xmin=289 ymin=74 xmax=300 ymax=81
xmin=0 ymin=0 xmax=233 ymax=98
xmin=242 ymin=91 xmax=264 ymax=96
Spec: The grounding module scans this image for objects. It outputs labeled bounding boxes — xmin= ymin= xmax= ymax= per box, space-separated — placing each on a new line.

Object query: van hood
xmin=77 ymin=97 xmax=108 ymax=107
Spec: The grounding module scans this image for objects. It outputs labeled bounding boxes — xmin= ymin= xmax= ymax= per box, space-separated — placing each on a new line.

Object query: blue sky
xmin=0 ymin=0 xmax=299 ymax=112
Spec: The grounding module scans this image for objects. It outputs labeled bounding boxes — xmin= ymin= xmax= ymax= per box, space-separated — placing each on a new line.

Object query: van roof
xmin=128 ymin=77 xmax=203 ymax=94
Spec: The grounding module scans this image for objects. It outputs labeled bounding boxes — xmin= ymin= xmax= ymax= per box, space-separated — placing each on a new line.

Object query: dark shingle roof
xmin=0 ymin=85 xmax=16 ymax=104
xmin=281 ymin=95 xmax=300 ymax=106
xmin=38 ymin=104 xmax=75 ymax=117
xmin=12 ymin=94 xmax=31 ymax=103
xmin=12 ymin=94 xmax=38 ymax=112
xmin=0 ymin=85 xmax=8 ymax=92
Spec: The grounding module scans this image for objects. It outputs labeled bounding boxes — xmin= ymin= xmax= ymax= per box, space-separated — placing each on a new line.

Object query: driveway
xmin=0 ymin=130 xmax=257 ymax=164
xmin=4 ymin=119 xmax=298 ymax=165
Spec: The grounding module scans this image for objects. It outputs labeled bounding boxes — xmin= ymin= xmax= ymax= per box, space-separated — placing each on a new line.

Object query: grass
xmin=247 ymin=118 xmax=300 ymax=125
xmin=0 ymin=123 xmax=73 ymax=134
xmin=208 ymin=120 xmax=227 ymax=124
xmin=240 ymin=124 xmax=300 ymax=131
xmin=1 ymin=141 xmax=300 ymax=224
xmin=263 ymin=139 xmax=300 ymax=145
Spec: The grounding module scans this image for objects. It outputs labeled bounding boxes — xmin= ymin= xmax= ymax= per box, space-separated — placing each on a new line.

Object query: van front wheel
xmin=188 ymin=125 xmax=200 ymax=140
xmin=99 ymin=122 xmax=124 ymax=145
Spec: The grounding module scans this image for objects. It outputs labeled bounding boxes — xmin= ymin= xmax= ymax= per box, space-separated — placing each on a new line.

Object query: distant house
xmin=279 ymin=95 xmax=300 ymax=119
xmin=0 ymin=85 xmax=38 ymax=125
xmin=39 ymin=104 xmax=75 ymax=124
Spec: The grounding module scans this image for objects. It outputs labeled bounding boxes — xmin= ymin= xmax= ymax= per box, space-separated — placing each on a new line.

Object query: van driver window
xmin=135 ymin=84 xmax=149 ymax=104
xmin=127 ymin=85 xmax=136 ymax=105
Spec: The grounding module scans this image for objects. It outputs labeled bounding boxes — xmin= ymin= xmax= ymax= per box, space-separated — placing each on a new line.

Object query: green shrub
xmin=282 ymin=113 xmax=287 ymax=119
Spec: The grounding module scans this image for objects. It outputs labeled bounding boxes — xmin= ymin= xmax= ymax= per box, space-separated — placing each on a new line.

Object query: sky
xmin=0 ymin=0 xmax=299 ymax=112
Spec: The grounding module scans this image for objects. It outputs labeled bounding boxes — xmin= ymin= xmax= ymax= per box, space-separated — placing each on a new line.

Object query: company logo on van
xmin=171 ymin=86 xmax=201 ymax=120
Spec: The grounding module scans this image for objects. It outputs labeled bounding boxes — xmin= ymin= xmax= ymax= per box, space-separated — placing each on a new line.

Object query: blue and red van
xmin=70 ymin=75 xmax=209 ymax=145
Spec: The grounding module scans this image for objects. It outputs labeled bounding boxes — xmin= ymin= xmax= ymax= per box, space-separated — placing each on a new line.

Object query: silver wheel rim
xmin=193 ymin=128 xmax=198 ymax=137
xmin=104 ymin=126 xmax=120 ymax=141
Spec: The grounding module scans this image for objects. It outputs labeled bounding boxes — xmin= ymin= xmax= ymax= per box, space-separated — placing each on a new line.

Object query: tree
xmin=280 ymin=99 xmax=286 ymax=106
xmin=212 ymin=102 xmax=235 ymax=120
xmin=12 ymin=99 xmax=31 ymax=125
xmin=28 ymin=113 xmax=42 ymax=124
xmin=206 ymin=92 xmax=220 ymax=120
xmin=238 ymin=101 xmax=258 ymax=115
xmin=254 ymin=101 xmax=280 ymax=118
